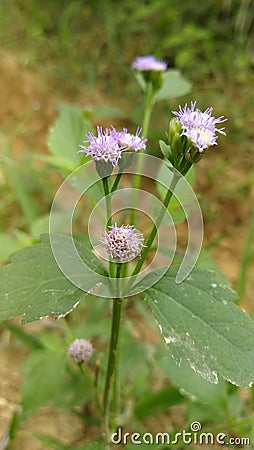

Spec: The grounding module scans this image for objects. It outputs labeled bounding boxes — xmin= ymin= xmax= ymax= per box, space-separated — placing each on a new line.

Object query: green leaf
xmin=156 ymin=350 xmax=228 ymax=410
xmin=2 ymin=322 xmax=45 ymax=350
xmin=0 ymin=233 xmax=22 ymax=262
xmin=47 ymin=103 xmax=94 ymax=171
xmin=34 ymin=434 xmax=105 ymax=450
xmin=21 ymin=350 xmax=92 ymax=414
xmin=30 ymin=211 xmax=71 ymax=237
xmin=134 ymin=385 xmax=184 ymax=420
xmin=159 ymin=140 xmax=172 ymax=161
xmin=155 ymin=70 xmax=191 ymax=101
xmin=34 ymin=433 xmax=68 ymax=450
xmin=142 ymin=267 xmax=254 ymax=387
xmin=0 ymin=234 xmax=108 ymax=323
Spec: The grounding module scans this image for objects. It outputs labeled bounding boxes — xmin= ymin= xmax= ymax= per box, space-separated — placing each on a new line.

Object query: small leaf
xmin=48 ymin=103 xmax=94 ymax=170
xmin=0 ymin=234 xmax=108 ymax=323
xmin=142 ymin=267 xmax=254 ymax=387
xmin=159 ymin=140 xmax=172 ymax=161
xmin=2 ymin=322 xmax=45 ymax=350
xmin=155 ymin=70 xmax=191 ymax=101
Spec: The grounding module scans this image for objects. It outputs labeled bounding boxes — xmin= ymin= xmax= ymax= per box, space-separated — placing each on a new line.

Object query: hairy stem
xmin=102 ymin=177 xmax=115 ymax=278
xmin=103 ymin=263 xmax=123 ymax=442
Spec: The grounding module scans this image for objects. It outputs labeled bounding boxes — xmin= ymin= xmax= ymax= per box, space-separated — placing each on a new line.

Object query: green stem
xmin=110 ymin=171 xmax=122 ymax=193
xmin=126 ymin=171 xmax=180 ymax=293
xmin=103 ymin=263 xmax=123 ymax=443
xmin=102 ymin=177 xmax=115 ymax=278
xmin=102 ymin=177 xmax=112 ymax=227
xmin=130 ymin=84 xmax=155 ymax=225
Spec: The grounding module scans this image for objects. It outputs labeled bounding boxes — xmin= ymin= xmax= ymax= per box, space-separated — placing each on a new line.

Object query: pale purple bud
xmin=67 ymin=339 xmax=94 ymax=364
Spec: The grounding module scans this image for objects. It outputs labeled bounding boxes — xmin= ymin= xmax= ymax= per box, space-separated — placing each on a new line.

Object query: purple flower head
xmin=79 ymin=126 xmax=122 ymax=166
xmin=100 ymin=223 xmax=145 ymax=263
xmin=67 ymin=338 xmax=94 ymax=364
xmin=172 ymin=101 xmax=227 ymax=152
xmin=131 ymin=55 xmax=167 ymax=72
xmin=79 ymin=126 xmax=147 ymax=167
xmin=113 ymin=127 xmax=147 ymax=152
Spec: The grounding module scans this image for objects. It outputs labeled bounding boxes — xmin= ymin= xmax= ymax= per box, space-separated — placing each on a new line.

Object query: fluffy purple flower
xmin=67 ymin=338 xmax=94 ymax=364
xmin=79 ymin=126 xmax=147 ymax=167
xmin=100 ymin=224 xmax=145 ymax=263
xmin=113 ymin=127 xmax=147 ymax=152
xmin=79 ymin=126 xmax=122 ymax=166
xmin=172 ymin=101 xmax=227 ymax=152
xmin=131 ymin=55 xmax=167 ymax=72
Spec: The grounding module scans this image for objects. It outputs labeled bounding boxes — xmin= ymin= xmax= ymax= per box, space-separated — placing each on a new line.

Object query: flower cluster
xmin=79 ymin=126 xmax=147 ymax=167
xmin=172 ymin=101 xmax=227 ymax=153
xmin=131 ymin=55 xmax=167 ymax=72
xmin=100 ymin=224 xmax=145 ymax=263
xmin=67 ymin=338 xmax=94 ymax=364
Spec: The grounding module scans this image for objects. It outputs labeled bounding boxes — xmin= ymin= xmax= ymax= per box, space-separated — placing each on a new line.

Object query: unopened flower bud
xmin=67 ymin=339 xmax=94 ymax=364
xmin=168 ymin=117 xmax=182 ymax=145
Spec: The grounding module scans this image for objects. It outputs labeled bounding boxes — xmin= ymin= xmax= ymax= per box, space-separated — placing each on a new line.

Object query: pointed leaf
xmin=143 ymin=267 xmax=254 ymax=387
xmin=155 ymin=70 xmax=191 ymax=101
xmin=48 ymin=103 xmax=93 ymax=170
xmin=0 ymin=234 xmax=108 ymax=323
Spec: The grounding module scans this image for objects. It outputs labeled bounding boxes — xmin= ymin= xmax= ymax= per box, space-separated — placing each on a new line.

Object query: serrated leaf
xmin=143 ymin=267 xmax=254 ymax=387
xmin=0 ymin=234 xmax=108 ymax=323
xmin=155 ymin=70 xmax=191 ymax=101
xmin=48 ymin=103 xmax=93 ymax=170
xmin=156 ymin=350 xmax=228 ymax=410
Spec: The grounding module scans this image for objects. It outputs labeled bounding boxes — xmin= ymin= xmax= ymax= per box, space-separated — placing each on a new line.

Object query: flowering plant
xmin=0 ymin=55 xmax=254 ymax=448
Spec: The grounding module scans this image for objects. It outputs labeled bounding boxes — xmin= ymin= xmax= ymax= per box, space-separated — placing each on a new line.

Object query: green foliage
xmin=0 ymin=234 xmax=107 ymax=323
xmin=156 ymin=160 xmax=196 ymax=223
xmin=155 ymin=70 xmax=191 ymax=101
xmin=143 ymin=266 xmax=254 ymax=387
xmin=155 ymin=350 xmax=231 ymax=424
xmin=35 ymin=434 xmax=105 ymax=450
xmin=21 ymin=349 xmax=92 ymax=414
xmin=136 ymin=70 xmax=191 ymax=101
xmin=134 ymin=384 xmax=184 ymax=420
xmin=0 ymin=1 xmax=253 ymax=447
xmin=44 ymin=103 xmax=94 ymax=173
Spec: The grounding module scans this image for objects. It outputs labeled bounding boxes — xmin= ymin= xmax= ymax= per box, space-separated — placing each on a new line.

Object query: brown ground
xmin=0 ymin=48 xmax=253 ymax=448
